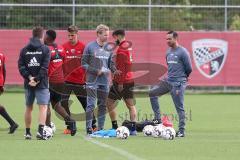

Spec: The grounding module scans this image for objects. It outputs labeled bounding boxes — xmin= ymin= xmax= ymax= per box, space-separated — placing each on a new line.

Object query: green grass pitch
xmin=0 ymin=92 xmax=239 ymax=160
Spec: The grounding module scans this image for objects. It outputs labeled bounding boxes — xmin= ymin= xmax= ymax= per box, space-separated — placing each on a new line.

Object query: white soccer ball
xmin=50 ymin=122 xmax=56 ymax=133
xmin=152 ymin=124 xmax=166 ymax=138
xmin=162 ymin=127 xmax=176 ymax=140
xmin=116 ymin=126 xmax=130 ymax=139
xmin=43 ymin=126 xmax=53 ymax=139
xmin=143 ymin=125 xmax=154 ymax=136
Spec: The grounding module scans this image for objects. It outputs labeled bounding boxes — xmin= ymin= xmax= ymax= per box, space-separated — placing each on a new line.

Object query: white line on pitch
xmin=81 ymin=135 xmax=146 ymax=160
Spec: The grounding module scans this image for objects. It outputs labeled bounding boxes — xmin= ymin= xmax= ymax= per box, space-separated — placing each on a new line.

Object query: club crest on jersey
xmin=192 ymin=39 xmax=228 ymax=79
xmin=71 ymin=49 xmax=75 ymax=54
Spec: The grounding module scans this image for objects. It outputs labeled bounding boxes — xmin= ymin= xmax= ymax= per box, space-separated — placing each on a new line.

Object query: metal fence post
xmin=224 ymin=0 xmax=228 ymax=92
xmin=72 ymin=0 xmax=76 ymax=25
xmin=224 ymin=0 xmax=228 ymax=31
xmin=148 ymin=0 xmax=152 ymax=31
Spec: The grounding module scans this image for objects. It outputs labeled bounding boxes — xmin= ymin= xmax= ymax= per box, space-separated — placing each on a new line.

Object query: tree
xmin=229 ymin=14 xmax=240 ymax=31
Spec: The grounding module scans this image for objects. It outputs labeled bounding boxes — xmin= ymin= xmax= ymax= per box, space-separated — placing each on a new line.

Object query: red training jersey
xmin=48 ymin=44 xmax=66 ymax=84
xmin=62 ymin=41 xmax=86 ymax=84
xmin=0 ymin=52 xmax=5 ymax=86
xmin=113 ymin=40 xmax=134 ymax=84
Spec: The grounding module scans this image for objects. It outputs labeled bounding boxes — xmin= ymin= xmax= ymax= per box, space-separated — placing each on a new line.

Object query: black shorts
xmin=49 ymin=83 xmax=65 ymax=103
xmin=108 ymin=82 xmax=134 ymax=101
xmin=62 ymin=81 xmax=87 ymax=98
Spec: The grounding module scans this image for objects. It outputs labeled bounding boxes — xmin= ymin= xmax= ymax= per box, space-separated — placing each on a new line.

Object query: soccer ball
xmin=43 ymin=126 xmax=53 ymax=139
xmin=143 ymin=125 xmax=154 ymax=136
xmin=152 ymin=124 xmax=165 ymax=138
xmin=116 ymin=126 xmax=130 ymax=139
xmin=50 ymin=122 xmax=56 ymax=133
xmin=162 ymin=127 xmax=176 ymax=140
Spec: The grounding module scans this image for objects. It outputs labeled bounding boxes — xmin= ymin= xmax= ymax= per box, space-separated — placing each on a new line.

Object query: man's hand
xmin=0 ymin=86 xmax=4 ymax=95
xmin=28 ymin=76 xmax=39 ymax=87
xmin=114 ymin=70 xmax=122 ymax=76
xmin=118 ymin=84 xmax=124 ymax=92
xmin=28 ymin=80 xmax=39 ymax=87
xmin=97 ymin=70 xmax=103 ymax=76
xmin=28 ymin=75 xmax=34 ymax=81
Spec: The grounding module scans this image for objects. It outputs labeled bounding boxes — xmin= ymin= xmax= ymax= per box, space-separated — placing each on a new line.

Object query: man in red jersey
xmin=62 ymin=25 xmax=96 ymax=134
xmin=0 ymin=52 xmax=18 ymax=134
xmin=44 ymin=30 xmax=76 ymax=136
xmin=107 ymin=29 xmax=137 ymax=135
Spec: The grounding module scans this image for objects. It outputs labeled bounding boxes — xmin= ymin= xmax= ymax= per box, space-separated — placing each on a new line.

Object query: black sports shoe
xmin=66 ymin=120 xmax=77 ymax=136
xmin=92 ymin=119 xmax=97 ymax=127
xmin=36 ymin=132 xmax=48 ymax=140
xmin=9 ymin=123 xmax=19 ymax=134
xmin=24 ymin=133 xmax=32 ymax=140
xmin=176 ymin=131 xmax=185 ymax=137
xmin=152 ymin=119 xmax=162 ymax=125
xmin=92 ymin=124 xmax=97 ymax=132
xmin=86 ymin=128 xmax=92 ymax=135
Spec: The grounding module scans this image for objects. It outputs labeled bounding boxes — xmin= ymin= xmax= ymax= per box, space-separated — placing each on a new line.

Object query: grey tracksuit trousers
xmin=149 ymin=80 xmax=187 ymax=132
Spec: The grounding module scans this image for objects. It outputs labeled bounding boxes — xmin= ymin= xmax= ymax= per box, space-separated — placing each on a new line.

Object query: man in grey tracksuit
xmin=149 ymin=31 xmax=192 ymax=137
xmin=82 ymin=24 xmax=117 ymax=134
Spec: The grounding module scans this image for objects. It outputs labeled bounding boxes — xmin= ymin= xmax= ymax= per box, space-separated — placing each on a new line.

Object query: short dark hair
xmin=68 ymin=25 xmax=78 ymax=33
xmin=112 ymin=29 xmax=125 ymax=37
xmin=167 ymin=31 xmax=178 ymax=38
xmin=32 ymin=26 xmax=44 ymax=38
xmin=46 ymin=30 xmax=56 ymax=41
